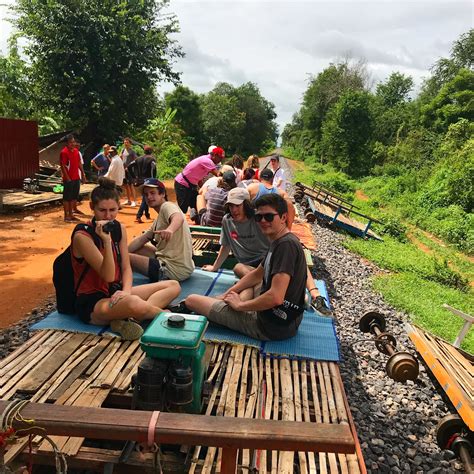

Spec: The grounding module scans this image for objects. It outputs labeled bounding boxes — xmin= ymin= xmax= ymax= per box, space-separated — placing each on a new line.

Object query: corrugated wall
xmin=0 ymin=118 xmax=39 ymax=189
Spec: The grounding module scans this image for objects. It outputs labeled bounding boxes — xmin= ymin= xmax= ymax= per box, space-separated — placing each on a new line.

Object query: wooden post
xmin=443 ymin=304 xmax=473 ymax=348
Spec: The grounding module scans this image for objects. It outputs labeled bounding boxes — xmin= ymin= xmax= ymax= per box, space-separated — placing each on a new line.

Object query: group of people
xmin=63 ymin=140 xmax=331 ymax=342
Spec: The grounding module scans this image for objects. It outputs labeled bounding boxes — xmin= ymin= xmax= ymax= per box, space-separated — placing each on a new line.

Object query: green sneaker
xmin=110 ymin=319 xmax=144 ymax=341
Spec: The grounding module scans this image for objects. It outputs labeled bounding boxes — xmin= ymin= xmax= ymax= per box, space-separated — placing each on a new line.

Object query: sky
xmin=1 ymin=1 xmax=472 ymax=134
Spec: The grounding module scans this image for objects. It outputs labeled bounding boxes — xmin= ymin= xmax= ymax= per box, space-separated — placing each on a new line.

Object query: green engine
xmin=133 ymin=313 xmax=208 ymax=414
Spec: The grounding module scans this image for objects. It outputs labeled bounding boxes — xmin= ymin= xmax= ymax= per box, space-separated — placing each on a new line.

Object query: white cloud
xmin=1 ymin=0 xmax=472 ymax=134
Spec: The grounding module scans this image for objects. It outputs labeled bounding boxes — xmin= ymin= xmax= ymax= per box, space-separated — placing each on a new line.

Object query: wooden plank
xmin=0 ymin=332 xmax=70 ymax=398
xmin=293 ymin=360 xmax=308 ymax=474
xmin=16 ymin=333 xmax=89 ymax=393
xmin=0 ymin=330 xmax=49 ymax=372
xmin=301 ymin=361 xmax=317 ymax=474
xmin=190 ymin=345 xmax=231 ymax=474
xmin=278 ymin=359 xmax=294 ymax=474
xmin=317 ymin=362 xmax=338 ymax=474
xmin=48 ymin=336 xmax=114 ymax=400
xmin=271 ymin=357 xmax=280 ymax=474
xmin=309 ymin=361 xmax=327 ymax=474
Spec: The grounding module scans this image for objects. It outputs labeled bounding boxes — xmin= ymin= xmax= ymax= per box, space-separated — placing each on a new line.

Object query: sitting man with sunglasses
xmin=185 ymin=194 xmax=307 ymax=340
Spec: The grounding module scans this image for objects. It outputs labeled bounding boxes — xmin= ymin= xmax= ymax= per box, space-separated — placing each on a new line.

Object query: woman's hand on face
xmin=108 ymin=289 xmax=130 ymax=308
xmin=95 ymin=220 xmax=112 ymax=243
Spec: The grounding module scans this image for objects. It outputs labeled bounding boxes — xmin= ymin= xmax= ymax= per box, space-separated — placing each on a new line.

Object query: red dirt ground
xmin=0 ymin=180 xmax=177 ymax=330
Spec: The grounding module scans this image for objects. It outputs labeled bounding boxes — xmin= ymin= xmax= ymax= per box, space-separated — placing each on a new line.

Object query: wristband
xmin=309 ymin=287 xmax=318 ymax=292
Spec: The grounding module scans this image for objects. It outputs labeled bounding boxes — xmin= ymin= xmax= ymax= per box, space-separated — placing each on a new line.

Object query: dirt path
xmin=0 ymin=180 xmax=177 ymax=329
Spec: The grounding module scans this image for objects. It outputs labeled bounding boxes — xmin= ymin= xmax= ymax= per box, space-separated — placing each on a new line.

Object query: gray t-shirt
xmin=220 ymin=215 xmax=269 ymax=265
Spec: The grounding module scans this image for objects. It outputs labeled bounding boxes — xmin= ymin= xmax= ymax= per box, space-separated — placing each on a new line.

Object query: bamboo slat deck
xmin=1 ymin=330 xmax=365 ymax=473
xmin=407 ymin=324 xmax=473 ymax=430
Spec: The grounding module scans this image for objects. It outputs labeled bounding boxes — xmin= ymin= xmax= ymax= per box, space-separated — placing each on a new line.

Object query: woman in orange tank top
xmin=71 ymin=178 xmax=180 ymax=340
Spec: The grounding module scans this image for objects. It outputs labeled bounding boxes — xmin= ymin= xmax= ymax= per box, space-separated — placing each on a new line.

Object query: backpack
xmin=53 ymin=222 xmax=122 ymax=314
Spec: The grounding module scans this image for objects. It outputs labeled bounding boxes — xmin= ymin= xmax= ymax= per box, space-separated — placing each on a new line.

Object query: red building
xmin=0 ymin=118 xmax=39 ymax=189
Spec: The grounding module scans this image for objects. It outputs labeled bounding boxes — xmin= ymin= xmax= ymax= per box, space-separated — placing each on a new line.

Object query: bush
xmin=380 ymin=216 xmax=408 ymax=242
xmin=157 ymin=144 xmax=190 ymax=179
xmin=429 ymin=259 xmax=469 ymax=292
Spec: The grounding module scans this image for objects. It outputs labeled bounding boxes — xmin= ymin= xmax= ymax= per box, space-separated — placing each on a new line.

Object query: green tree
xmin=200 ymin=86 xmax=245 ymax=152
xmin=421 ymin=69 xmax=474 ymax=133
xmin=300 ymin=59 xmax=370 ymax=142
xmin=165 ymin=85 xmax=206 ymax=152
xmin=320 ymin=90 xmax=375 ymax=176
xmin=234 ymin=82 xmax=278 ymax=155
xmin=376 ymin=72 xmax=414 ymax=108
xmin=420 ymin=29 xmax=474 ymax=102
xmin=12 ymin=0 xmax=182 ymax=142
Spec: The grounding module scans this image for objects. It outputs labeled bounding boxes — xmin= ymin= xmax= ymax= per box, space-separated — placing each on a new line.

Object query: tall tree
xmin=320 ymin=90 xmax=375 ymax=176
xmin=234 ymin=82 xmax=278 ymax=155
xmin=200 ymin=86 xmax=245 ymax=152
xmin=376 ymin=72 xmax=414 ymax=108
xmin=300 ymin=58 xmax=370 ymax=142
xmin=165 ymin=85 xmax=206 ymax=152
xmin=12 ymin=0 xmax=183 ymax=141
xmin=420 ymin=29 xmax=474 ymax=102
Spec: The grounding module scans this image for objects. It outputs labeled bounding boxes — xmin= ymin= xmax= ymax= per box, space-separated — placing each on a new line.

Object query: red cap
xmin=211 ymin=147 xmax=224 ymax=158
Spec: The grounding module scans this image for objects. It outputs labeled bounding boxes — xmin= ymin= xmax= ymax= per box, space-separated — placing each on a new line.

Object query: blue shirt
xmin=91 ymin=153 xmax=110 ymax=176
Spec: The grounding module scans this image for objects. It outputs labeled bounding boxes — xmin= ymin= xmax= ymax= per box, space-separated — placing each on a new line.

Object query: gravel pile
xmin=0 ymin=157 xmax=465 ymax=473
xmin=281 ymin=156 xmax=464 ymax=473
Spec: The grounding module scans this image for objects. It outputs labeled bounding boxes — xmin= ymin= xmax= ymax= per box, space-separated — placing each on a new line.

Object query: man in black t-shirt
xmin=185 ymin=194 xmax=307 ymax=340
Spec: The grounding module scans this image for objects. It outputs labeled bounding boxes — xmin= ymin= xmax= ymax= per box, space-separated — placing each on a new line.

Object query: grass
xmin=291 ymin=161 xmax=474 ymax=353
xmin=372 ymin=273 xmax=474 ymax=353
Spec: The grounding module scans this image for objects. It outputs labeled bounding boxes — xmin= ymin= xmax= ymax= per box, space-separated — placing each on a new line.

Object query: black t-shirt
xmin=257 ymin=232 xmax=307 ymax=339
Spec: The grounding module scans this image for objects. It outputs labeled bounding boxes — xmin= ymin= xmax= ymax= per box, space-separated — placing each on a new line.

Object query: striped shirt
xmin=201 ymin=187 xmax=229 ymax=227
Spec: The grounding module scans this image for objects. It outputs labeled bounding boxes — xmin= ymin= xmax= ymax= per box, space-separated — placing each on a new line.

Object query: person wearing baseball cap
xmin=128 ymin=178 xmax=195 ymax=282
xmin=200 ymin=186 xmax=270 ymax=278
xmin=174 ymin=146 xmax=226 ymax=216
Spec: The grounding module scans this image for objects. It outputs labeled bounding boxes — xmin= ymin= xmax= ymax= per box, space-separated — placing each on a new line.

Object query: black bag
xmin=53 ymin=222 xmax=122 ymax=314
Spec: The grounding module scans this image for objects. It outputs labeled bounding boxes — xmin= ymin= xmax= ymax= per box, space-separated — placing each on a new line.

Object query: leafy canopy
xmin=12 ymin=0 xmax=183 ymax=140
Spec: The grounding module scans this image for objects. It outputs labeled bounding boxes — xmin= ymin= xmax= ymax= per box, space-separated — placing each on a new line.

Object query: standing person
xmin=269 ymin=154 xmax=286 ymax=191
xmin=104 ymin=146 xmax=125 ymax=191
xmin=73 ymin=140 xmax=87 ymax=215
xmin=91 ymin=144 xmax=111 ymax=178
xmin=129 ymin=178 xmax=195 ymax=282
xmin=174 ymin=147 xmax=225 ymax=214
xmin=120 ymin=137 xmax=137 ymax=207
xmin=71 ymin=177 xmax=180 ymax=340
xmin=60 ymin=134 xmax=86 ymax=222
xmin=128 ymin=145 xmax=156 ymax=223
xmin=185 ymin=194 xmax=307 ymax=341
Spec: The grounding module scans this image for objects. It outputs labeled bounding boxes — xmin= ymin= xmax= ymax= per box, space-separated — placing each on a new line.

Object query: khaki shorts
xmin=209 ymin=301 xmax=270 ymax=341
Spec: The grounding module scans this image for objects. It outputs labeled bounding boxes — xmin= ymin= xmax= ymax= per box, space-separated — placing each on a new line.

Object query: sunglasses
xmin=255 ymin=212 xmax=279 ymax=222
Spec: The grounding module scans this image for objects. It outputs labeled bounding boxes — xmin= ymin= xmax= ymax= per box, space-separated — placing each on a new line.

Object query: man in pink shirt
xmin=60 ymin=134 xmax=85 ymax=222
xmin=174 ymin=146 xmax=225 ymax=213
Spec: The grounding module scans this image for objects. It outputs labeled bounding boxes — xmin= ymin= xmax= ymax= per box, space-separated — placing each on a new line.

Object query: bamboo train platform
xmin=0 ymin=330 xmax=366 ymax=473
xmin=407 ymin=324 xmax=473 ymax=431
xmin=0 ymin=183 xmax=97 ymax=212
